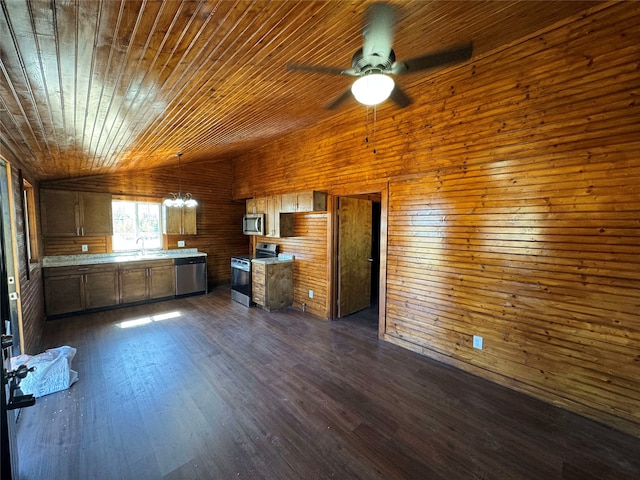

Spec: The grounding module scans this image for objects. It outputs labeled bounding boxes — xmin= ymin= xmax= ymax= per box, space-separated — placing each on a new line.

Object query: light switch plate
xmin=473 ymin=335 xmax=483 ymax=350
xmin=81 ymin=244 xmax=88 ymax=252
xmin=178 ymin=240 xmax=186 ymax=247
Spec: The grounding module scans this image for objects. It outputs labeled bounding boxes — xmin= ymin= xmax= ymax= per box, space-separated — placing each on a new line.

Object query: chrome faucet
xmin=136 ymin=237 xmax=145 ymax=256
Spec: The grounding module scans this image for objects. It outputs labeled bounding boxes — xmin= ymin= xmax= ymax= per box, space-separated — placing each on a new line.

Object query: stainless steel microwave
xmin=243 ymin=213 xmax=265 ymax=235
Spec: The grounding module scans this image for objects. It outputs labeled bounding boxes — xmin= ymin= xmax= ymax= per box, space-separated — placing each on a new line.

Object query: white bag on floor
xmin=11 ymin=346 xmax=79 ymax=398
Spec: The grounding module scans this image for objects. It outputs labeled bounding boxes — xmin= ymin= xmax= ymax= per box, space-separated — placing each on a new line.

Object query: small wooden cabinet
xmin=44 ymin=264 xmax=119 ymax=316
xmin=119 ymin=259 xmax=175 ymax=304
xmin=41 ymin=189 xmax=113 ymax=237
xmin=163 ymin=206 xmax=197 ymax=235
xmin=251 ymin=260 xmax=293 ymax=312
xmin=280 ymin=191 xmax=327 ymax=213
xmin=246 ymin=197 xmax=267 ymax=215
xmin=264 ymin=196 xmax=293 ymax=238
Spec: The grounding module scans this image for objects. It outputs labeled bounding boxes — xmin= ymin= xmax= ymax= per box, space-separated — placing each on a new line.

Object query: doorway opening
xmin=333 ymin=192 xmax=383 ymax=329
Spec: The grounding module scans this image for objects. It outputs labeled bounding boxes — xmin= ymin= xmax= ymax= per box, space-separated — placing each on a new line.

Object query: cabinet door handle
xmin=81 ymin=227 xmax=84 ymax=236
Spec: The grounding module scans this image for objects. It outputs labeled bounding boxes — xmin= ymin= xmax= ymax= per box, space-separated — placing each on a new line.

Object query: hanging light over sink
xmin=163 ymin=153 xmax=198 ymax=208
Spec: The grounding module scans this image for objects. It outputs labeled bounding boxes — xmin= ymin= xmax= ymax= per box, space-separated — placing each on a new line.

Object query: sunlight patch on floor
xmin=117 ymin=310 xmax=182 ymax=328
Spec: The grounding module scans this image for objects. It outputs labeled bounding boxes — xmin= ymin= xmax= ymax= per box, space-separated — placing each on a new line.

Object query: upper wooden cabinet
xmin=41 ymin=189 xmax=113 ymax=237
xmin=163 ymin=206 xmax=197 ymax=235
xmin=280 ymin=191 xmax=327 ymax=213
xmin=246 ymin=197 xmax=267 ymax=214
xmin=246 ymin=191 xmax=325 ymax=237
xmin=265 ymin=196 xmax=294 ymax=238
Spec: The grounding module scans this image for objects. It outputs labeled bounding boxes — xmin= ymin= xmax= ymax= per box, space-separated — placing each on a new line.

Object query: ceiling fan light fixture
xmin=351 ymin=73 xmax=395 ymax=106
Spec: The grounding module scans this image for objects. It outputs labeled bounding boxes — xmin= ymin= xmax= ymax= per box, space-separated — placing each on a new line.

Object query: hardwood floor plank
xmin=16 ymin=288 xmax=640 ymax=480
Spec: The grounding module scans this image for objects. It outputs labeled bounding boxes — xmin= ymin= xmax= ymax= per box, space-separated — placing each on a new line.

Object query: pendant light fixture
xmin=163 ymin=153 xmax=197 ymax=208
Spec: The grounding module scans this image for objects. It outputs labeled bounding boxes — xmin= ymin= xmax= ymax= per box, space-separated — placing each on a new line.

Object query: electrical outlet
xmin=177 ymin=240 xmax=186 ymax=247
xmin=81 ymin=244 xmax=88 ymax=252
xmin=473 ymin=335 xmax=483 ymax=350
xmin=308 ymin=290 xmax=314 ymax=299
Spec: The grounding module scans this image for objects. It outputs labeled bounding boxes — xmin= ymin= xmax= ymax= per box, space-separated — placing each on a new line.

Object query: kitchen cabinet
xmin=265 ymin=196 xmax=294 ymax=238
xmin=246 ymin=195 xmax=294 ymax=237
xmin=163 ymin=205 xmax=197 ymax=235
xmin=251 ymin=260 xmax=293 ymax=312
xmin=280 ymin=191 xmax=327 ymax=213
xmin=44 ymin=264 xmax=119 ymax=316
xmin=246 ymin=197 xmax=267 ymax=214
xmin=119 ymin=259 xmax=175 ymax=304
xmin=41 ymin=189 xmax=113 ymax=237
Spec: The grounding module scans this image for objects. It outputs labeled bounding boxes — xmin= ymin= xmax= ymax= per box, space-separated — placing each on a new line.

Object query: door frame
xmin=0 ymin=159 xmax=23 ymax=353
xmin=329 ymin=185 xmax=388 ymax=338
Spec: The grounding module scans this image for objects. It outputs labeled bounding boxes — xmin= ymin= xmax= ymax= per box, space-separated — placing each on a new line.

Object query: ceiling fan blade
xmin=391 ymin=42 xmax=473 ymax=75
xmin=286 ymin=62 xmax=357 ymax=76
xmin=389 ymin=85 xmax=411 ymax=108
xmin=326 ymin=88 xmax=354 ymax=110
xmin=362 ymin=2 xmax=395 ymax=65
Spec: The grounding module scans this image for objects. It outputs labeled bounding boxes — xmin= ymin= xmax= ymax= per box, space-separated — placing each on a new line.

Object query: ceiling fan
xmin=287 ymin=2 xmax=473 ymax=110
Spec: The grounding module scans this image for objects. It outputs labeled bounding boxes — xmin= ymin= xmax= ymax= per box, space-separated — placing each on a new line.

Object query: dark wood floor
xmin=16 ymin=288 xmax=640 ymax=479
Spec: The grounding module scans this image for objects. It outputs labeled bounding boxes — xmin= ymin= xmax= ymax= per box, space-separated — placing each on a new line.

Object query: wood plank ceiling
xmin=1 ymin=0 xmax=601 ymax=181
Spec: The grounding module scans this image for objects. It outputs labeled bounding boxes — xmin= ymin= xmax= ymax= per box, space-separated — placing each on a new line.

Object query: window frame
xmin=111 ymin=197 xmax=164 ymax=253
xmin=21 ymin=177 xmax=39 ymax=267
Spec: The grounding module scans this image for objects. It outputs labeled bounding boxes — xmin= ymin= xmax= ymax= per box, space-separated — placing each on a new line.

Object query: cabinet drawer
xmin=119 ymin=259 xmax=173 ymax=270
xmin=44 ymin=263 xmax=118 ymax=277
xmin=252 ymin=291 xmax=265 ymax=306
xmin=252 ymin=262 xmax=265 ymax=276
xmin=252 ymin=282 xmax=265 ymax=296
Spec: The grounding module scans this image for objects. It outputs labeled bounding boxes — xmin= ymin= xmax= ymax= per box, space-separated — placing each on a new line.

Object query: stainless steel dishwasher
xmin=175 ymin=256 xmax=207 ymax=297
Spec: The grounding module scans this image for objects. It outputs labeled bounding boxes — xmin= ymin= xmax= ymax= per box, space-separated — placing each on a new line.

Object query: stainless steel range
xmin=230 ymin=242 xmax=278 ymax=306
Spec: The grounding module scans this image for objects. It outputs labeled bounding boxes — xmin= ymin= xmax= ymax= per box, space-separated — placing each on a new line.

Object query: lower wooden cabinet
xmin=44 ymin=259 xmax=176 ymax=317
xmin=251 ymin=260 xmax=293 ymax=312
xmin=44 ymin=264 xmax=119 ymax=316
xmin=119 ymin=259 xmax=175 ymax=304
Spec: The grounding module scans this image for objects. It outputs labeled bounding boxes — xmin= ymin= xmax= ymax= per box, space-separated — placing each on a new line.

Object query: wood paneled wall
xmin=41 ymin=160 xmax=248 ymax=287
xmin=254 ymin=212 xmax=330 ymax=318
xmin=231 ymin=2 xmax=640 ymax=436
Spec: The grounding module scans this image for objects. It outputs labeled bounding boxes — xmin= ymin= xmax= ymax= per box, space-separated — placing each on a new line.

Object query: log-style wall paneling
xmin=231 ymin=2 xmax=640 ymax=436
xmin=254 ymin=212 xmax=329 ymax=318
xmin=40 ymin=160 xmax=247 ymax=287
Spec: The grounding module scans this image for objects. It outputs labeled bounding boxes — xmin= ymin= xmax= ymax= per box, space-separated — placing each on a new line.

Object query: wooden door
xmin=338 ymin=197 xmax=372 ymax=317
xmin=119 ymin=266 xmax=149 ymax=304
xmin=44 ymin=274 xmax=84 ymax=315
xmin=280 ymin=193 xmax=297 ymax=213
xmin=80 ymin=192 xmax=112 ymax=236
xmin=41 ymin=189 xmax=78 ymax=236
xmin=182 ymin=207 xmax=197 ymax=235
xmin=163 ymin=206 xmax=182 ymax=234
xmin=84 ymin=270 xmax=119 ymax=309
xmin=149 ymin=264 xmax=175 ymax=299
xmin=265 ymin=195 xmax=280 ymax=237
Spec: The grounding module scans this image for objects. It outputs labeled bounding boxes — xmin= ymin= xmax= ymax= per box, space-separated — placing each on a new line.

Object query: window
xmin=112 ymin=200 xmax=162 ymax=252
xmin=22 ymin=178 xmax=38 ymax=264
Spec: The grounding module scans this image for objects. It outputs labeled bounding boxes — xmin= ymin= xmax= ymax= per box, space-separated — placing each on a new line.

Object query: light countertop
xmin=251 ymin=254 xmax=294 ymax=265
xmin=42 ymin=249 xmax=206 ymax=268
